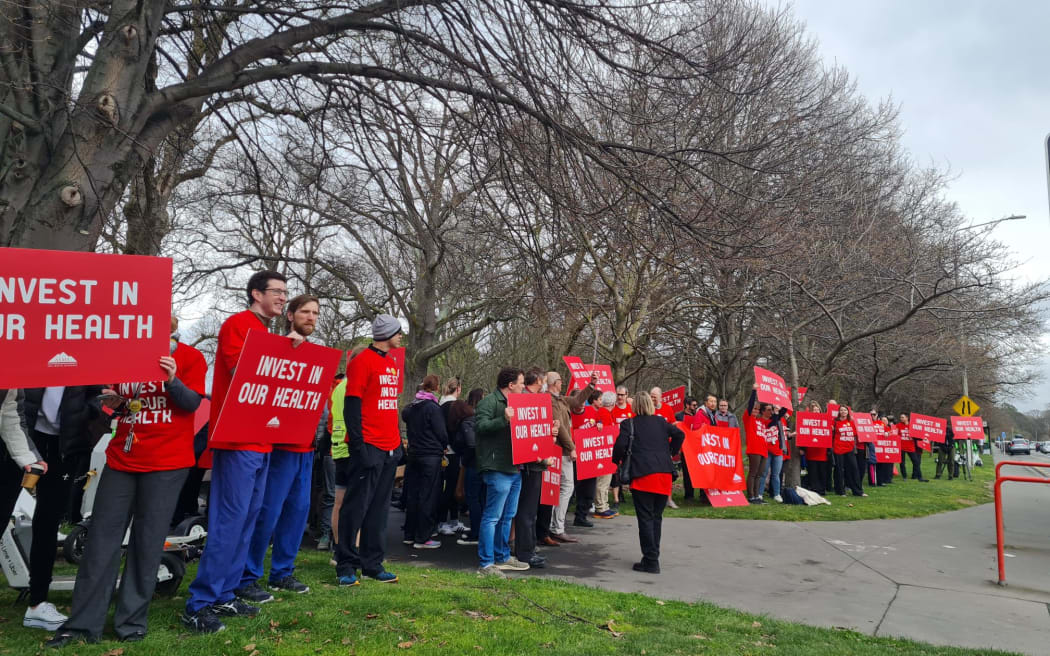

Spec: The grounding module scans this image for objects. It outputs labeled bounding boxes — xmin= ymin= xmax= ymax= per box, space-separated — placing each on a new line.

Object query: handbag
xmin=618 ymin=418 xmax=636 ymax=485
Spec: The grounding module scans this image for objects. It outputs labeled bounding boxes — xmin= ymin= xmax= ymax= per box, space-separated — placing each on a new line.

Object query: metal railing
xmin=994 ymin=460 xmax=1050 ymax=586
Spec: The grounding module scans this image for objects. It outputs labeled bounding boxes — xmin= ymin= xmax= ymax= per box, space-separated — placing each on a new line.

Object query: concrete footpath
xmin=385 ymin=467 xmax=1050 ymax=655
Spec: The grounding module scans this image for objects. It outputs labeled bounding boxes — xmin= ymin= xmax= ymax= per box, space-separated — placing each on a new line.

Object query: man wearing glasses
xmin=184 ymin=270 xmax=304 ymax=633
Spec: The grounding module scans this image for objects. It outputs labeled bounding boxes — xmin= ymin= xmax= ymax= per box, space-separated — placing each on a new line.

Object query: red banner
xmin=506 ymin=393 xmax=558 ymax=464
xmin=0 ymin=248 xmax=173 ymax=388
xmin=210 ymin=331 xmax=342 ymax=445
xmin=951 ymin=416 xmax=984 ymax=441
xmin=662 ymin=386 xmax=686 ymax=415
xmin=541 ymin=454 xmax=562 ymax=505
xmin=852 ymin=415 xmax=881 ymax=443
xmin=573 ymin=424 xmax=618 ymax=480
xmin=388 ymin=347 xmax=406 ymax=393
xmin=795 ymin=411 xmax=832 ymax=448
xmin=910 ymin=413 xmax=947 ymax=444
xmin=681 ymin=424 xmax=746 ymax=491
xmin=705 ymin=489 xmax=750 ymax=507
xmin=753 ymin=366 xmax=793 ymax=410
xmin=874 ymin=432 xmax=902 ymax=463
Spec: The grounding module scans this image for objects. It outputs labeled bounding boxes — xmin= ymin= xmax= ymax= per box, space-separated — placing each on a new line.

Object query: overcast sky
xmin=762 ymin=0 xmax=1050 ymax=412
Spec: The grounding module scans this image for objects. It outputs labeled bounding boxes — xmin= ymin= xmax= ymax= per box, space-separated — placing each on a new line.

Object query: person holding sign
xmin=546 ymin=370 xmax=590 ymax=542
xmin=236 ymin=295 xmax=324 ymax=602
xmin=611 ymin=393 xmax=685 ymax=574
xmin=184 ymin=270 xmax=299 ymax=633
xmin=832 ymin=406 xmax=866 ymax=497
xmin=400 ymin=374 xmax=449 ymax=550
xmin=801 ymin=401 xmax=830 ymax=495
xmin=333 ymin=315 xmax=405 ymax=586
xmin=743 ymin=386 xmax=785 ymax=504
xmin=514 ymin=369 xmax=557 ymax=569
xmin=48 ymin=318 xmax=206 ymax=646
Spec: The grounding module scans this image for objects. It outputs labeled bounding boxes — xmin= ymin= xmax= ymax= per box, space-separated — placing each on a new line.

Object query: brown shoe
xmin=550 ymin=533 xmax=579 ymax=543
xmin=540 ymin=536 xmax=561 ymax=547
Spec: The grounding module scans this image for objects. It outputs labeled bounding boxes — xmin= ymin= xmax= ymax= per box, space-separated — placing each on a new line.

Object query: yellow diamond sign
xmin=953 ymin=396 xmax=979 ymax=417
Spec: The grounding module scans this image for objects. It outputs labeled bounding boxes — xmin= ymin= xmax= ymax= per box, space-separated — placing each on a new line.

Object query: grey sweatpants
xmin=62 ymin=466 xmax=188 ymax=639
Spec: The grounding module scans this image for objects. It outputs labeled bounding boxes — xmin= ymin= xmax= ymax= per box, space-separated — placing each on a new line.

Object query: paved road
xmin=384 ymin=464 xmax=1050 ymax=655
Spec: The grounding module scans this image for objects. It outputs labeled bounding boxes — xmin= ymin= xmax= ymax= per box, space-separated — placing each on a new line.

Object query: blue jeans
xmin=763 ymin=454 xmax=784 ymax=497
xmin=464 ymin=465 xmax=483 ymax=540
xmin=478 ymin=471 xmax=520 ymax=567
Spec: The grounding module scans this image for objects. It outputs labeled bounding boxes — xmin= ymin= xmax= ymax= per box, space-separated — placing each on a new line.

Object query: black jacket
xmin=612 ymin=415 xmax=685 ymax=481
xmin=23 ymin=386 xmax=104 ymax=456
xmin=453 ymin=415 xmax=477 ymax=468
xmin=401 ymin=397 xmax=448 ymax=458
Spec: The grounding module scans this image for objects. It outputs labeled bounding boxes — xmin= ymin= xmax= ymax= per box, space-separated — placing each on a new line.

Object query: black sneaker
xmin=233 ymin=581 xmax=274 ymax=604
xmin=270 ymin=575 xmax=309 ymax=594
xmin=573 ymin=518 xmax=594 ymax=528
xmin=180 ymin=607 xmax=226 ymax=633
xmin=212 ymin=598 xmax=260 ymax=617
xmin=46 ymin=629 xmax=99 ymax=648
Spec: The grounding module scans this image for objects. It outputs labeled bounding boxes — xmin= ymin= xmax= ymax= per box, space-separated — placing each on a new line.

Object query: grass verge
xmin=0 ymin=549 xmax=1018 ymax=656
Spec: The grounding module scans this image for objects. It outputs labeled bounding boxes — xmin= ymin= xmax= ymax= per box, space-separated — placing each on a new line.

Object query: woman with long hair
xmin=832 ymin=406 xmax=866 ymax=497
xmin=447 ymin=389 xmax=485 ymax=545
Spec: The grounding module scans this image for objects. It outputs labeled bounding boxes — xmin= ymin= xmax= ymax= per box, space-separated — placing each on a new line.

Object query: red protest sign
xmin=681 ymin=424 xmax=746 ymax=491
xmin=387 ymin=347 xmax=406 ymax=393
xmin=573 ymin=424 xmax=618 ymax=480
xmin=951 ymin=416 xmax=984 ymax=441
xmin=918 ymin=438 xmax=932 ymax=452
xmin=193 ymin=398 xmax=211 ymax=436
xmin=541 ymin=454 xmax=562 ymax=506
xmin=662 ymin=386 xmax=686 ymax=414
xmin=910 ymin=413 xmax=947 ymax=444
xmin=827 ymin=402 xmax=840 ymax=418
xmin=562 ymin=356 xmax=590 ymax=391
xmin=852 ymin=415 xmax=881 ymax=443
xmin=210 ymin=331 xmax=342 ymax=445
xmin=795 ymin=412 xmax=832 ymax=449
xmin=0 ymin=248 xmax=172 ymax=388
xmin=753 ymin=366 xmax=793 ymax=411
xmin=507 ymin=393 xmax=558 ymax=464
xmin=705 ymin=489 xmax=750 ymax=507
xmin=796 ymin=386 xmax=808 ymax=403
xmin=874 ymin=432 xmax=902 ymax=463
xmin=584 ymin=364 xmax=615 ymax=393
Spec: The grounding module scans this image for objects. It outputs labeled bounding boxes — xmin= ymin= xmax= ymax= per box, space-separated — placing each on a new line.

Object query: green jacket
xmin=475 ymin=389 xmax=516 ymax=474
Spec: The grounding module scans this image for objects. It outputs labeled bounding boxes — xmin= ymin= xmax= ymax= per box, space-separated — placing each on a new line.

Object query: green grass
xmin=618 ymin=453 xmax=995 ymax=521
xmin=0 ymin=550 xmax=1019 ymax=656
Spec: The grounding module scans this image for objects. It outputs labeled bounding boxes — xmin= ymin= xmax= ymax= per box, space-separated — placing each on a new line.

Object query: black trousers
xmin=832 ymin=452 xmax=863 ymax=497
xmin=632 ymin=489 xmax=667 ymax=567
xmin=806 ymin=460 xmax=829 ymax=495
xmin=335 ymin=444 xmax=402 ymax=577
xmin=514 ymin=468 xmax=543 ymax=561
xmin=536 ymin=504 xmax=553 ymax=542
xmin=438 ymin=454 xmax=460 ymax=523
xmin=899 ymin=452 xmax=908 ymax=478
xmin=172 ymin=466 xmax=207 ymax=526
xmin=680 ymin=459 xmax=694 ymax=499
xmin=403 ymin=455 xmax=443 ymax=544
xmin=908 ymin=450 xmax=924 ymax=480
xmin=29 ymin=431 xmax=85 ymax=605
xmin=63 ymin=466 xmax=188 ymax=639
xmin=574 ymin=477 xmax=596 ymax=522
xmin=877 ymin=462 xmax=894 ymax=484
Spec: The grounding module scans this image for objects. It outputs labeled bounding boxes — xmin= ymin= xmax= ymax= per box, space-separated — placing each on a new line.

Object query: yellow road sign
xmin=953 ymin=396 xmax=979 ymax=417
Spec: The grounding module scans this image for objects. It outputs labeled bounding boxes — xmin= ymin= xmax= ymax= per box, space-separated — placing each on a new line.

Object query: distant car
xmin=1038 ymin=441 xmax=1050 ymax=454
xmin=1006 ymin=438 xmax=1031 ymax=456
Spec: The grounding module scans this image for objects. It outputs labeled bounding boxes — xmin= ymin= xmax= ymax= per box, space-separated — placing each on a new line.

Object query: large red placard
xmin=662 ymin=386 xmax=686 ymax=415
xmin=0 ymin=248 xmax=172 ymax=388
xmin=210 ymin=331 xmax=342 ymax=445
xmin=753 ymin=366 xmax=793 ymax=411
xmin=873 ymin=432 xmax=901 ymax=463
xmin=705 ymin=489 xmax=750 ymax=507
xmin=795 ymin=411 xmax=832 ymax=448
xmin=541 ymin=454 xmax=562 ymax=505
xmin=562 ymin=356 xmax=590 ymax=391
xmin=680 ymin=424 xmax=746 ymax=491
xmin=951 ymin=416 xmax=984 ymax=441
xmin=506 ymin=393 xmax=558 ymax=464
xmin=852 ymin=415 xmax=881 ymax=443
xmin=573 ymin=424 xmax=618 ymax=480
xmin=910 ymin=413 xmax=947 ymax=444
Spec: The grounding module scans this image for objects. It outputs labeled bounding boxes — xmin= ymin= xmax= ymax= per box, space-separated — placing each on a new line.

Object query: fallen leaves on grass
xmin=397 ymin=641 xmax=414 ymax=649
xmin=244 ymin=644 xmax=256 ymax=651
xmin=602 ymin=620 xmax=624 ymax=638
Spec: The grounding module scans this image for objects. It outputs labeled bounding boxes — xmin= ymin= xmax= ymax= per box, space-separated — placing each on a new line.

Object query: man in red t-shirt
xmin=184 ymin=270 xmax=300 ymax=633
xmin=650 ymin=387 xmax=677 ymax=424
xmin=239 ymin=295 xmax=322 ymax=600
xmin=334 ymin=314 xmax=404 ymax=586
xmin=49 ymin=318 xmax=206 ymax=646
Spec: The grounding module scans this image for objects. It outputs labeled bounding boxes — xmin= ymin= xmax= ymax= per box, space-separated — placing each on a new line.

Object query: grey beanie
xmin=372 ymin=314 xmax=402 ymax=341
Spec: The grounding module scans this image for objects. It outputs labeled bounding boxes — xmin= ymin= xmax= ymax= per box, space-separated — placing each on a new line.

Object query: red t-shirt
xmin=106 ymin=342 xmax=208 ymax=472
xmin=631 ymin=472 xmax=672 ymax=496
xmin=654 ymin=404 xmax=676 ymax=423
xmin=832 ymin=419 xmax=857 ymax=455
xmin=743 ymin=411 xmax=770 ymax=457
xmin=610 ymin=404 xmax=634 ymax=424
xmin=897 ymin=423 xmax=915 ymax=452
xmin=209 ymin=310 xmax=272 ymax=453
xmin=596 ymin=407 xmax=614 ymax=428
xmin=345 ymin=346 xmax=401 ymax=451
xmin=572 ymin=405 xmax=599 ymax=431
xmin=805 ymin=446 xmax=828 ymax=462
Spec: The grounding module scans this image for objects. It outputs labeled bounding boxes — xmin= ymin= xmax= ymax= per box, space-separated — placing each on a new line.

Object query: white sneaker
xmin=774 ymin=495 xmax=783 ymax=503
xmin=24 ymin=602 xmax=67 ymax=630
xmin=666 ymin=499 xmax=679 ymax=509
xmin=452 ymin=520 xmax=468 ymax=533
xmin=437 ymin=522 xmax=456 ymax=536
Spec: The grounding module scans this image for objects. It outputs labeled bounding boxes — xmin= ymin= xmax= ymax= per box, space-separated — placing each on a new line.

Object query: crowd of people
xmin=0 ymin=268 xmax=973 ymax=647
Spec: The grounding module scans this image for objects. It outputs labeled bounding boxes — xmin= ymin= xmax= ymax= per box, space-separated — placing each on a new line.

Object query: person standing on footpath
xmin=514 ymin=368 xmax=553 ymax=568
xmin=183 ymin=270 xmax=301 ymax=633
xmin=49 ymin=319 xmax=207 ymax=646
xmin=237 ymin=295 xmax=323 ymax=602
xmin=546 ymin=371 xmax=592 ymax=543
xmin=570 ymin=374 xmax=600 ymax=528
xmin=334 ymin=315 xmax=405 ymax=586
xmin=401 ymin=374 xmax=448 ymax=550
xmin=612 ymin=393 xmax=685 ymax=574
